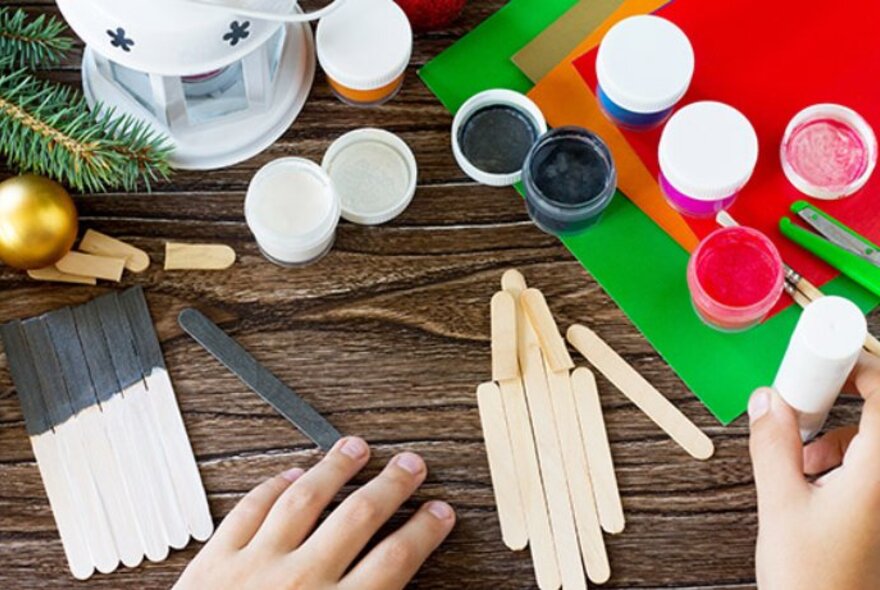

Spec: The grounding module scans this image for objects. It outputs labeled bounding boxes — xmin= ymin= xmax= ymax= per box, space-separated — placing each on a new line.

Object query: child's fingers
xmin=299 ymin=452 xmax=428 ymax=579
xmin=250 ymin=437 xmax=371 ymax=552
xmin=340 ymin=501 xmax=456 ymax=590
xmin=848 ymin=351 xmax=880 ymax=398
xmin=803 ymin=426 xmax=858 ymax=476
xmin=210 ymin=468 xmax=305 ymax=550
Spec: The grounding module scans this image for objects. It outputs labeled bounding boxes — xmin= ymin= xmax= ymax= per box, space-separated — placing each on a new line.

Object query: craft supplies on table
xmin=781 ymin=104 xmax=877 ymax=201
xmin=687 ymin=227 xmax=784 ymax=332
xmin=658 ymin=102 xmax=759 ymax=218
xmin=0 ymin=287 xmax=212 ymax=580
xmin=316 ymin=0 xmax=412 ymax=106
xmin=595 ymin=15 xmax=694 ymax=131
xmin=178 ymin=308 xmax=342 ymax=451
xmin=774 ymin=297 xmax=867 ymax=441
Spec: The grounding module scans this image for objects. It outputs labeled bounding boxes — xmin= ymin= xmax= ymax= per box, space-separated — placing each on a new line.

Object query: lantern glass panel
xmin=110 ymin=62 xmax=156 ymax=116
xmin=182 ymin=61 xmax=249 ymax=125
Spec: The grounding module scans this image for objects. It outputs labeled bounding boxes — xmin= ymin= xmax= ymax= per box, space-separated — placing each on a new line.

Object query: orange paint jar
xmin=316 ymin=0 xmax=412 ymax=107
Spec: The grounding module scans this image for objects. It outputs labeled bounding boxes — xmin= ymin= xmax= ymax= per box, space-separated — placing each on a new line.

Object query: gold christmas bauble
xmin=0 ymin=175 xmax=78 ymax=270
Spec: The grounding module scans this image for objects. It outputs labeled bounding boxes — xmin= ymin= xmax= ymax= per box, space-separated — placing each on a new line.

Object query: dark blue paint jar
xmin=522 ymin=127 xmax=617 ymax=237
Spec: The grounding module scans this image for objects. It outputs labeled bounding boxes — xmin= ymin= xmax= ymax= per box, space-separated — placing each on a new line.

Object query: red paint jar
xmin=687 ymin=227 xmax=784 ymax=332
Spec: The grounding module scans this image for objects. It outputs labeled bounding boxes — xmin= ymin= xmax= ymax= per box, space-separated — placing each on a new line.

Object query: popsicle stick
xmin=568 ymin=325 xmax=715 ymax=460
xmin=571 ymin=367 xmax=625 ymax=535
xmin=502 ymin=270 xmax=538 ymax=348
xmin=521 ymin=289 xmax=574 ymax=373
xmin=164 ymin=243 xmax=236 ymax=270
xmin=545 ymin=364 xmax=610 ymax=584
xmin=27 ymin=266 xmax=97 ymax=286
xmin=56 ymin=252 xmax=125 ymax=282
xmin=491 ymin=291 xmax=519 ymax=381
xmin=80 ymin=229 xmax=150 ymax=273
xmin=476 ymin=382 xmax=528 ymax=551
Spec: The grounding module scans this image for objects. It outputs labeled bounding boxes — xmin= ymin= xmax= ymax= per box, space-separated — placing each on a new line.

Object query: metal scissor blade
xmin=797 ymin=209 xmax=880 ymax=268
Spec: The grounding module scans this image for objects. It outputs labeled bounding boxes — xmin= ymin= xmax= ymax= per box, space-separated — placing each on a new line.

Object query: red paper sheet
xmin=573 ymin=0 xmax=880 ymax=304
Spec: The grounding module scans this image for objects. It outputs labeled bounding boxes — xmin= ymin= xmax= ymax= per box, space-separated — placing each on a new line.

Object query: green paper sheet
xmin=419 ymin=0 xmax=879 ymax=424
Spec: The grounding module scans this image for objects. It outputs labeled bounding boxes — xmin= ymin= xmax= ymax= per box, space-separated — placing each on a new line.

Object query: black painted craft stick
xmin=178 ymin=309 xmax=342 ymax=451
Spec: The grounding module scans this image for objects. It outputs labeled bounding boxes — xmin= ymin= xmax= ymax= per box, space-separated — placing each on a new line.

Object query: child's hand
xmin=749 ymin=352 xmax=880 ymax=589
xmin=175 ymin=437 xmax=455 ymax=590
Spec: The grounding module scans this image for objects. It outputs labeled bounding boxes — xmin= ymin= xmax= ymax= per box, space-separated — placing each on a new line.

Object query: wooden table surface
xmin=0 ymin=2 xmax=872 ymax=588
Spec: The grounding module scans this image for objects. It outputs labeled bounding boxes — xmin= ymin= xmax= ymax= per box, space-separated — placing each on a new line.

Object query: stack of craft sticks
xmin=477 ymin=270 xmax=714 ymax=589
xmin=0 ymin=287 xmax=213 ymax=579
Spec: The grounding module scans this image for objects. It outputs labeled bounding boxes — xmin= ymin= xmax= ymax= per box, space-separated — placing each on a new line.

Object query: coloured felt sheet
xmin=418 ymin=0 xmax=878 ymax=424
xmin=573 ymin=0 xmax=880 ymax=306
xmin=511 ymin=0 xmax=625 ymax=84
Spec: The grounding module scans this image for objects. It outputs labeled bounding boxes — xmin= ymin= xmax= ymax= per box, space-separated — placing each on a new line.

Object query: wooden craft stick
xmin=476 ymin=382 xmax=528 ymax=551
xmin=491 ymin=291 xmax=519 ymax=381
xmin=571 ymin=367 xmax=625 ymax=535
xmin=55 ymin=252 xmax=125 ymax=282
xmin=164 ymin=243 xmax=236 ymax=270
xmin=545 ymin=364 xmax=610 ymax=584
xmin=568 ymin=325 xmax=715 ymax=461
xmin=502 ymin=270 xmax=538 ymax=348
xmin=80 ymin=229 xmax=150 ymax=273
xmin=521 ymin=289 xmax=575 ymax=373
xmin=27 ymin=266 xmax=97 ymax=286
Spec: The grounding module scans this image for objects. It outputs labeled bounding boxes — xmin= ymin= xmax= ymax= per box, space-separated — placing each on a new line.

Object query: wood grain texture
xmin=1 ymin=1 xmax=876 ymax=588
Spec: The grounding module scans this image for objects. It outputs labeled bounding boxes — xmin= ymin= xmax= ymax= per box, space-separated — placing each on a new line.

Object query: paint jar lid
xmin=322 ymin=128 xmax=418 ymax=225
xmin=451 ymin=89 xmax=548 ymax=187
xmin=316 ymin=0 xmax=412 ymax=91
xmin=596 ymin=15 xmax=694 ymax=114
xmin=781 ymin=104 xmax=878 ymax=200
xmin=659 ymin=101 xmax=759 ymax=201
xmin=245 ymin=157 xmax=341 ymax=257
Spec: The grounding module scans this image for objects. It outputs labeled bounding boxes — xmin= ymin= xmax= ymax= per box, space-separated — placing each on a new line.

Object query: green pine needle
xmin=0 ymin=68 xmax=173 ymax=192
xmin=0 ymin=8 xmax=74 ymax=69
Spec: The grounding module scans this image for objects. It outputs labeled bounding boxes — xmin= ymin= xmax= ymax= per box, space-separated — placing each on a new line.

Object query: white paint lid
xmin=316 ymin=0 xmax=412 ymax=91
xmin=659 ymin=101 xmax=759 ymax=201
xmin=596 ymin=15 xmax=695 ymax=114
xmin=322 ymin=128 xmax=418 ymax=225
xmin=451 ymin=89 xmax=548 ymax=187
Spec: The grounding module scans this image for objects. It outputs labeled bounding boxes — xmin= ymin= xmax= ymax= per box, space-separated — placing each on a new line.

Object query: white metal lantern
xmin=55 ymin=0 xmax=343 ymax=170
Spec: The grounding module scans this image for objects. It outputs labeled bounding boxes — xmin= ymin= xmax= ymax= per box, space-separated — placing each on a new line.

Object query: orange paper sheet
xmin=527 ymin=0 xmax=699 ymax=252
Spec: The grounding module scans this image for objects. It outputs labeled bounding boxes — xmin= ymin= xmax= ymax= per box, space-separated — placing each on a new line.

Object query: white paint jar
xmin=245 ymin=157 xmax=341 ymax=267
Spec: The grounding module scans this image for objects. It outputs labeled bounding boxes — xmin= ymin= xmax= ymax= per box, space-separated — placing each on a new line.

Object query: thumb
xmin=748 ymin=388 xmax=809 ymax=509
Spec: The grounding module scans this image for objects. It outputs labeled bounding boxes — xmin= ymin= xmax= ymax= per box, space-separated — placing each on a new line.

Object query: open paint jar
xmin=521 ymin=127 xmax=617 ymax=237
xmin=316 ymin=0 xmax=412 ymax=107
xmin=659 ymin=101 xmax=759 ymax=218
xmin=781 ymin=104 xmax=878 ymax=200
xmin=245 ymin=158 xmax=340 ymax=266
xmin=687 ymin=226 xmax=784 ymax=332
xmin=452 ymin=89 xmax=548 ymax=187
xmin=596 ymin=15 xmax=694 ymax=131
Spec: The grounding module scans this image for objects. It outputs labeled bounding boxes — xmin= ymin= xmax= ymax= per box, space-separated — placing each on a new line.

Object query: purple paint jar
xmin=658 ymin=101 xmax=759 ymax=218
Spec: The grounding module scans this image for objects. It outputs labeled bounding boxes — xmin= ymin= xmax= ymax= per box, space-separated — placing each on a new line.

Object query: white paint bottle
xmin=774 ymin=296 xmax=866 ymax=441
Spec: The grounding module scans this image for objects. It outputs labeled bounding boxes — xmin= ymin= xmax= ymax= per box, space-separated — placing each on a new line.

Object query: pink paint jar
xmin=687 ymin=227 xmax=784 ymax=332
xmin=781 ymin=104 xmax=877 ymax=200
xmin=659 ymin=102 xmax=759 ymax=218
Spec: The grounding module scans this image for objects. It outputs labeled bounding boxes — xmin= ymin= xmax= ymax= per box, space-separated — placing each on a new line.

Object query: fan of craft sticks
xmin=477 ymin=270 xmax=714 ymax=590
xmin=0 ymin=287 xmax=213 ymax=580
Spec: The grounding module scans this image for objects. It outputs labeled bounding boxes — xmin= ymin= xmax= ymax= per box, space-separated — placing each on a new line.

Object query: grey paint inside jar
xmin=458 ymin=105 xmax=539 ymax=175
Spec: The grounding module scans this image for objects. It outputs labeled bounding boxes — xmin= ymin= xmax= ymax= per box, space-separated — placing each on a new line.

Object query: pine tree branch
xmin=0 ymin=69 xmax=172 ymax=192
xmin=0 ymin=8 xmax=74 ymax=70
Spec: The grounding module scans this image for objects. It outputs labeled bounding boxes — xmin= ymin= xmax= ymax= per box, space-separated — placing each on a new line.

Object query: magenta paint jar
xmin=659 ymin=102 xmax=759 ymax=218
xmin=687 ymin=226 xmax=784 ymax=332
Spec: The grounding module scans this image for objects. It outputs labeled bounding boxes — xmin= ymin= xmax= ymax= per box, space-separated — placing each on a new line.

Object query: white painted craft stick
xmin=567 ymin=325 xmax=715 ymax=461
xmin=491 ymin=291 xmax=519 ymax=381
xmin=476 ymin=382 xmax=528 ymax=551
xmin=29 ymin=435 xmax=95 ymax=580
xmin=571 ymin=367 xmax=625 ymax=535
xmin=544 ymin=361 xmax=610 ymax=584
xmin=521 ymin=289 xmax=575 ymax=373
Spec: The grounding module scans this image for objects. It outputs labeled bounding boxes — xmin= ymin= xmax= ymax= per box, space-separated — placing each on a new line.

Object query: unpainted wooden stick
xmin=568 ymin=325 xmax=715 ymax=461
xmin=55 ymin=252 xmax=125 ymax=282
xmin=502 ymin=270 xmax=539 ymax=348
xmin=476 ymin=382 xmax=529 ymax=551
xmin=521 ymin=289 xmax=574 ymax=373
xmin=80 ymin=229 xmax=150 ymax=273
xmin=28 ymin=266 xmax=97 ymax=286
xmin=164 ymin=243 xmax=236 ymax=271
xmin=571 ymin=367 xmax=625 ymax=535
xmin=491 ymin=291 xmax=519 ymax=381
